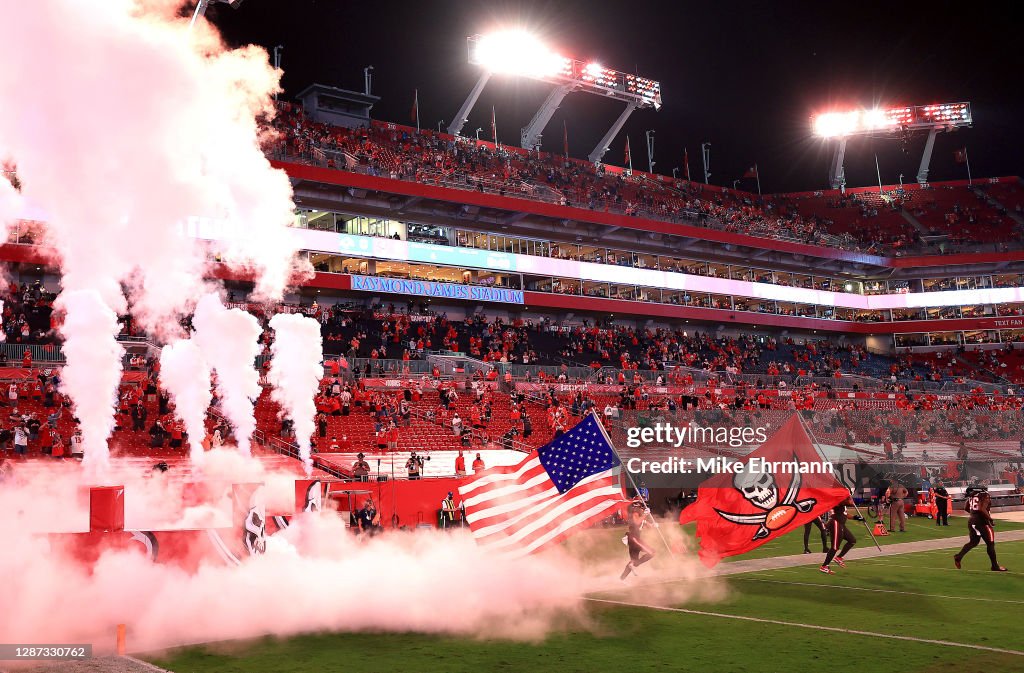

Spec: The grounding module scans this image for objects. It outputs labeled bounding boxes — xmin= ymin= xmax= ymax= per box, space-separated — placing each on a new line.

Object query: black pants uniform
xmin=955 ymin=517 xmax=1000 ymax=570
xmin=620 ymin=522 xmax=654 ymax=579
xmin=804 ymin=517 xmax=828 ymax=552
xmin=823 ymin=517 xmax=856 ymax=566
xmin=936 ymin=501 xmax=949 ymax=526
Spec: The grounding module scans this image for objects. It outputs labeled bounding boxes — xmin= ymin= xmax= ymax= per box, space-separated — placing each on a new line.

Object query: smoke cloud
xmin=0 ymin=0 xmax=306 ymax=467
xmin=192 ymin=293 xmax=263 ymax=456
xmin=267 ymin=313 xmax=323 ymax=473
xmin=0 ymin=461 xmax=578 ymax=652
xmin=159 ymin=338 xmax=213 ymax=465
xmin=0 ymin=457 xmax=723 ymax=653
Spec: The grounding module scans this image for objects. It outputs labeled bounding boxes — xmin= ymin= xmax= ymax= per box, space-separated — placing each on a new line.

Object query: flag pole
xmin=794 ymin=413 xmax=882 ymax=551
xmin=846 ymin=487 xmax=883 ymax=551
xmin=414 ymin=89 xmax=420 ymax=134
xmin=590 ymin=410 xmax=676 ymax=557
xmin=965 ymin=147 xmax=972 ymax=186
xmin=755 ymin=163 xmax=761 ymax=196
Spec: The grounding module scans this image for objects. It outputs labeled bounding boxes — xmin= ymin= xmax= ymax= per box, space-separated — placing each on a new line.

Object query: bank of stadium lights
xmin=813 ymin=103 xmax=971 ymax=138
xmin=449 ymin=31 xmax=662 ymax=162
xmin=469 ymin=31 xmax=568 ymax=79
xmin=812 ymin=102 xmax=972 ymax=189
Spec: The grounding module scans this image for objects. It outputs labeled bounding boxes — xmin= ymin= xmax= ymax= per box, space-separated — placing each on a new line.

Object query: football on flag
xmin=679 ymin=417 xmax=849 ymax=567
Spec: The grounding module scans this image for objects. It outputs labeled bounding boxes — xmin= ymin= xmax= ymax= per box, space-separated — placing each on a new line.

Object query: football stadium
xmin=1 ymin=2 xmax=1023 ymax=672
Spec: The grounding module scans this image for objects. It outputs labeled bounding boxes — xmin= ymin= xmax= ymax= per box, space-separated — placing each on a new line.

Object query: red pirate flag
xmin=679 ymin=416 xmax=848 ymax=567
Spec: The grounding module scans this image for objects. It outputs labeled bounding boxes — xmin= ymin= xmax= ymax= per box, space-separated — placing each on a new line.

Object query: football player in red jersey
xmin=954 ymin=487 xmax=1007 ymax=571
xmin=820 ymin=495 xmax=856 ymax=574
xmin=620 ymin=505 xmax=656 ymax=580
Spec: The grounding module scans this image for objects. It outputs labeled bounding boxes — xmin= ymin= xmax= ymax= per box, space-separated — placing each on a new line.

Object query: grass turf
xmin=146 ymin=521 xmax=1024 ymax=673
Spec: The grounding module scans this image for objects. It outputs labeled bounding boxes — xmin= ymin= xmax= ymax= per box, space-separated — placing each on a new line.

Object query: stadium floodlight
xmin=812 ymin=103 xmax=971 ymax=138
xmin=449 ymin=32 xmax=661 ymax=160
xmin=812 ymin=102 xmax=972 ymax=188
xmin=469 ymin=31 xmax=568 ymax=79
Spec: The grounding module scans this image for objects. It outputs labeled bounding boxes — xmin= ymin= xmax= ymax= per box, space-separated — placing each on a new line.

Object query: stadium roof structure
xmin=448 ymin=31 xmax=661 ymax=162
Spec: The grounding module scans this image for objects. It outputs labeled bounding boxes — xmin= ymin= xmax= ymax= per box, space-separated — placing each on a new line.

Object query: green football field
xmin=145 ymin=518 xmax=1024 ymax=673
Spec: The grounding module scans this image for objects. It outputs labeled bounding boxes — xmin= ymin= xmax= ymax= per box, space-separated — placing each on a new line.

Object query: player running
xmin=954 ymin=486 xmax=1007 ymax=572
xmin=803 ymin=513 xmax=828 ymax=554
xmin=620 ymin=505 xmax=656 ymax=580
xmin=820 ymin=495 xmax=856 ymax=574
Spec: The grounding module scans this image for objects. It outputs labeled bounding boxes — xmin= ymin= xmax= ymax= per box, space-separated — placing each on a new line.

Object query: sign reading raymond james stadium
xmin=351 ymin=275 xmax=525 ymax=304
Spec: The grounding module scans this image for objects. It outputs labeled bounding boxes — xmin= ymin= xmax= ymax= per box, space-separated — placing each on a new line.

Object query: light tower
xmin=448 ymin=31 xmax=661 ymax=161
xmin=189 ymin=0 xmax=244 ymax=28
xmin=812 ymin=102 xmax=972 ymax=189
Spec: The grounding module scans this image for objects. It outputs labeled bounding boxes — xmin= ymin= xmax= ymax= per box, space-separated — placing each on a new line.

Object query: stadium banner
xmin=350 ymin=274 xmax=524 ymax=304
xmin=120 ymin=218 xmax=1024 ymax=311
xmin=304 ymin=231 xmax=1024 ymax=312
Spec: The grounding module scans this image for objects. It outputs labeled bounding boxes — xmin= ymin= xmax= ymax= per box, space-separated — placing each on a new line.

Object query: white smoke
xmin=0 ymin=455 xmax=723 ymax=653
xmin=55 ymin=290 xmax=126 ymax=472
xmin=159 ymin=339 xmax=213 ymax=465
xmin=267 ymin=313 xmax=323 ymax=473
xmin=192 ymin=293 xmax=262 ymax=456
xmin=0 ymin=0 xmax=307 ymax=467
xmin=0 ymin=0 xmax=305 ymax=322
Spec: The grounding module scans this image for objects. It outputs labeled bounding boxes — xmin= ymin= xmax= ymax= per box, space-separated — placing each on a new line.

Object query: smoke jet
xmin=268 ymin=313 xmax=324 ymax=473
xmin=192 ymin=293 xmax=263 ymax=456
xmin=160 ymin=338 xmax=213 ymax=465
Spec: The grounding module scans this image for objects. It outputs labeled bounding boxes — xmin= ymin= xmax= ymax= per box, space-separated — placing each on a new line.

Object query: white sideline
xmin=585 ymin=597 xmax=1024 ymax=656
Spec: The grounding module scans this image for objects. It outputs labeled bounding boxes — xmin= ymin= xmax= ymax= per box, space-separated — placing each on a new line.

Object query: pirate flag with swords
xmin=679 ymin=416 xmax=848 ymax=567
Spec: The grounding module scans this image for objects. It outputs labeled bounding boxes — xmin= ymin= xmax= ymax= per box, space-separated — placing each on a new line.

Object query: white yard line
xmin=732 ymin=576 xmax=1024 ymax=604
xmin=588 ymin=531 xmax=1024 ymax=593
xmin=584 ymin=597 xmax=1024 ymax=656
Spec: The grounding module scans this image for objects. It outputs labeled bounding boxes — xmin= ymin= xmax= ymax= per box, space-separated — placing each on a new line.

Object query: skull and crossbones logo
xmin=241 ymin=488 xmax=267 ymax=556
xmin=303 ymin=480 xmax=323 ymax=513
xmin=715 ymin=457 xmax=816 ymax=540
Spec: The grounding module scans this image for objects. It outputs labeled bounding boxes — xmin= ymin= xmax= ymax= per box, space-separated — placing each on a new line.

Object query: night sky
xmin=211 ymin=0 xmax=1023 ymax=193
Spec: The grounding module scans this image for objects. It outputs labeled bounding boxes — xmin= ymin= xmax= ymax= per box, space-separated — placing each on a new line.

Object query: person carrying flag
xmin=820 ymin=494 xmax=856 ymax=574
xmin=621 ymin=504 xmax=656 ymax=580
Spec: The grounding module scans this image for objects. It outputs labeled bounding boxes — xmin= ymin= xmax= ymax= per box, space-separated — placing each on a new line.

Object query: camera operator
xmin=406 ymin=451 xmax=429 ymax=480
xmin=501 ymin=426 xmax=520 ymax=451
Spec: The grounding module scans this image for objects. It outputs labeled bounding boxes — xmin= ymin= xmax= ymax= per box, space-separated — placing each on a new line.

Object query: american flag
xmin=459 ymin=413 xmax=623 ymax=556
